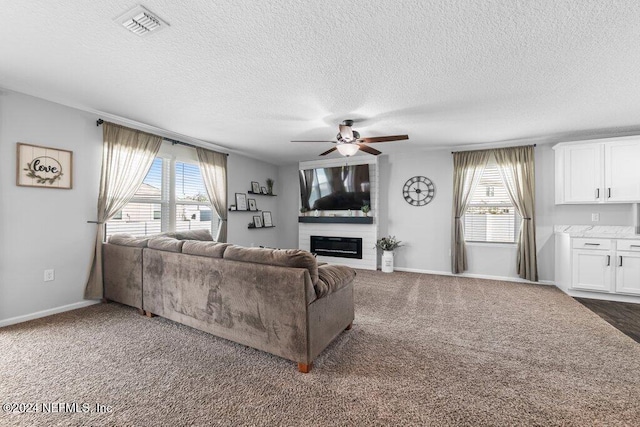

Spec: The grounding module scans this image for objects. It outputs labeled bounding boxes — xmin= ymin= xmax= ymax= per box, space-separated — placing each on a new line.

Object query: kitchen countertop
xmin=554 ymin=225 xmax=640 ymax=239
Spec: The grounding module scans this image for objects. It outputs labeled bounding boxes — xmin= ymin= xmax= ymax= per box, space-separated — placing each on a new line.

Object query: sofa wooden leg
xmin=101 ymin=298 xmax=109 ymax=304
xmin=137 ymin=308 xmax=145 ymax=316
xmin=345 ymin=322 xmax=353 ymax=331
xmin=145 ymin=311 xmax=155 ymax=318
xmin=298 ymin=362 xmax=313 ymax=373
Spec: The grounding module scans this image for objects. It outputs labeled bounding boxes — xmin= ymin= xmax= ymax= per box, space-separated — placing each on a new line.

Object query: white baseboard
xmin=0 ymin=300 xmax=100 ymax=328
xmin=393 ymin=267 xmax=554 ymax=286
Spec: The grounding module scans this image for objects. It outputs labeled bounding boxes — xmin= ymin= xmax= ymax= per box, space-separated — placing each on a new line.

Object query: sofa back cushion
xmin=223 ymin=246 xmax=319 ymax=284
xmin=175 ymin=229 xmax=214 ymax=241
xmin=182 ymin=240 xmax=231 ymax=258
xmin=108 ymin=234 xmax=150 ymax=248
xmin=148 ymin=237 xmax=185 ymax=253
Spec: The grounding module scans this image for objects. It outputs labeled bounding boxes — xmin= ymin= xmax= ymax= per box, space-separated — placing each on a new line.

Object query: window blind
xmin=174 ymin=161 xmax=216 ymax=236
xmin=105 ymin=156 xmax=219 ymax=239
xmin=463 ymin=159 xmax=520 ymax=243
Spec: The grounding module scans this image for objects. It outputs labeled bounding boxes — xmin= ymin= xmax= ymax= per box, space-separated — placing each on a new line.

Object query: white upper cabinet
xmin=604 ymin=141 xmax=640 ymax=202
xmin=557 ymin=143 xmax=602 ymax=203
xmin=554 ymin=136 xmax=640 ymax=204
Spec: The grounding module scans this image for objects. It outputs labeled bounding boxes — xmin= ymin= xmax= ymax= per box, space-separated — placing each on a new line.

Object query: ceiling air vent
xmin=116 ymin=5 xmax=168 ymax=36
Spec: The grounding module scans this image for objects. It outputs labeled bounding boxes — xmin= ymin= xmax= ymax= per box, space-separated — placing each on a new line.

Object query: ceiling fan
xmin=291 ymin=119 xmax=409 ymax=157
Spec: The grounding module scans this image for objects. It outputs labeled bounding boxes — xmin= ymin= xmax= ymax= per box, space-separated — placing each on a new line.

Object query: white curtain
xmin=451 ymin=150 xmax=491 ymax=274
xmin=196 ymin=147 xmax=228 ymax=242
xmin=494 ymin=145 xmax=538 ymax=281
xmin=84 ymin=122 xmax=162 ymax=299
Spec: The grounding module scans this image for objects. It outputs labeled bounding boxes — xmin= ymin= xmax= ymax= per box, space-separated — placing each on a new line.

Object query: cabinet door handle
xmin=608 ymin=188 xmax=611 ymax=198
xmin=606 ymin=255 xmax=610 ymax=266
xmin=619 ymin=256 xmax=623 ymax=267
xmin=596 ymin=188 xmax=600 ymax=199
xmin=584 ymin=243 xmax=601 ymax=246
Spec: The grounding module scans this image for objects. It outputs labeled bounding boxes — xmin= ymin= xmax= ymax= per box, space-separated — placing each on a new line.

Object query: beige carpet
xmin=2 ymin=270 xmax=640 ymax=426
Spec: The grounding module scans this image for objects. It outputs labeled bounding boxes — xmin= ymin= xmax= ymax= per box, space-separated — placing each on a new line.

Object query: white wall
xmin=277 ymin=143 xmax=636 ymax=283
xmin=0 ymin=91 xmax=285 ymax=325
xmin=0 ymin=91 xmax=102 ymax=325
xmin=227 ymin=155 xmax=280 ymax=248
xmin=5 ymin=92 xmax=629 ymax=325
xmin=379 ymin=150 xmax=453 ymax=273
xmin=277 ymin=164 xmax=300 ymax=249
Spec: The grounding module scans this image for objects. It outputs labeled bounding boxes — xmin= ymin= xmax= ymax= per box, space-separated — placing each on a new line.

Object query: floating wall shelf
xmin=298 ymin=216 xmax=373 ymax=224
xmin=247 ymin=191 xmax=277 ymax=196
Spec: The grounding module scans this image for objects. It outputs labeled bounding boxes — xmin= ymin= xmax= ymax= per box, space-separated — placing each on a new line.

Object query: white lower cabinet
xmin=572 ymin=249 xmax=613 ymax=292
xmin=567 ymin=237 xmax=640 ymax=297
xmin=615 ymin=251 xmax=640 ymax=295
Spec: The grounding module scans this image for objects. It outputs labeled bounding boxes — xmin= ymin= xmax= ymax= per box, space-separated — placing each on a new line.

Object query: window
xmin=105 ymin=152 xmax=218 ymax=239
xmin=463 ymin=157 xmax=520 ymax=243
xmin=174 ymin=161 xmax=214 ymax=234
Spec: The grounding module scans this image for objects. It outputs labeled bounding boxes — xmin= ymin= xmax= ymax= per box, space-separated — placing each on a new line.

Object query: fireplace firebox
xmin=310 ymin=236 xmax=363 ymax=259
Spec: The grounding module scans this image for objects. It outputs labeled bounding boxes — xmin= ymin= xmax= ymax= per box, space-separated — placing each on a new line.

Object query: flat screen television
xmin=299 ymin=164 xmax=371 ymax=211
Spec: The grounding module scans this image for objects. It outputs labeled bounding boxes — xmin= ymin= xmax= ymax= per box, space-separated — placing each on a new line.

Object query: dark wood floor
xmin=576 ymin=298 xmax=640 ymax=344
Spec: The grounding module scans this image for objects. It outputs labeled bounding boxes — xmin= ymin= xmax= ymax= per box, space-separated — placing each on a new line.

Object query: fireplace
xmin=310 ymin=236 xmax=363 ymax=259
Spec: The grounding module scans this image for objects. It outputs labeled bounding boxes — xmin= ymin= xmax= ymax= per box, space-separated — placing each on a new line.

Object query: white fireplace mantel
xmin=298 ymin=157 xmax=379 ymax=270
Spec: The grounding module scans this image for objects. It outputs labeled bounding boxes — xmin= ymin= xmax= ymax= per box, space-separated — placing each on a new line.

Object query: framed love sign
xmin=16 ymin=143 xmax=73 ymax=189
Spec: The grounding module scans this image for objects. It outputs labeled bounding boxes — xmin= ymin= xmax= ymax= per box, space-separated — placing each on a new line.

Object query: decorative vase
xmin=382 ymin=250 xmax=394 ymax=273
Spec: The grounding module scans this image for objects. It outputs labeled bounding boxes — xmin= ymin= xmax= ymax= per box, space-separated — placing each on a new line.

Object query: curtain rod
xmin=96 ymin=119 xmax=228 ymax=155
xmin=451 ymin=144 xmax=536 ymax=154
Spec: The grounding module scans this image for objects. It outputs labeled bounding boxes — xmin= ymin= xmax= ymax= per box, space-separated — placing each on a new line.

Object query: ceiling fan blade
xmin=358 ymin=135 xmax=409 ymax=143
xmin=319 ymin=147 xmax=337 ymax=156
xmin=357 ymin=143 xmax=382 ymax=156
xmin=339 ymin=124 xmax=354 ymax=141
xmin=291 ymin=140 xmax=337 ymax=143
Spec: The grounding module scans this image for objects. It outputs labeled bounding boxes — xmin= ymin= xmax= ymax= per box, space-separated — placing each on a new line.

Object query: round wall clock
xmin=403 ymin=176 xmax=435 ymax=206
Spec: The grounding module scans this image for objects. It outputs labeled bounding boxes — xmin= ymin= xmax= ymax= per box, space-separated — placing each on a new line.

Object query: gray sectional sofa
xmin=102 ymin=231 xmax=356 ymax=373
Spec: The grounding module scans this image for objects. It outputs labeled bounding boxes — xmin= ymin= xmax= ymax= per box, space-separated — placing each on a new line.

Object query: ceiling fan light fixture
xmin=336 ymin=143 xmax=360 ymax=157
xmin=337 ymin=130 xmax=360 ymax=143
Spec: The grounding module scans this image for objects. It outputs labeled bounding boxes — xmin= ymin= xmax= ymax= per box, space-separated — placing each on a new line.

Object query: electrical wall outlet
xmin=591 ymin=213 xmax=600 ymax=222
xmin=44 ymin=269 xmax=55 ymax=282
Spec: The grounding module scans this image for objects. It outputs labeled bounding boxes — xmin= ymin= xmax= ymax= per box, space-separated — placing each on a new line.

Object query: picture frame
xmin=16 ymin=143 xmax=73 ymax=189
xmin=248 ymin=198 xmax=257 ymax=211
xmin=253 ymin=215 xmax=263 ymax=228
xmin=229 ymin=205 xmax=237 ymax=211
xmin=251 ymin=181 xmax=260 ymax=194
xmin=262 ymin=211 xmax=273 ymax=227
xmin=235 ymin=193 xmax=248 ymax=211
xmin=261 ymin=186 xmax=268 ymax=195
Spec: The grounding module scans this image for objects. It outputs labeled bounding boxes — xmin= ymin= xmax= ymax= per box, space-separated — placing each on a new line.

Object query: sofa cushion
xmin=223 ymin=246 xmax=319 ymax=285
xmin=108 ymin=234 xmax=150 ymax=248
xmin=315 ymin=265 xmax=356 ymax=299
xmin=148 ymin=237 xmax=185 ymax=253
xmin=182 ymin=240 xmax=231 ymax=258
xmin=175 ymin=229 xmax=214 ymax=241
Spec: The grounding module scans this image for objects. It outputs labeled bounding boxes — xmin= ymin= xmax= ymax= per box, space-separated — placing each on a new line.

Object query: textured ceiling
xmin=1 ymin=1 xmax=640 ymax=164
